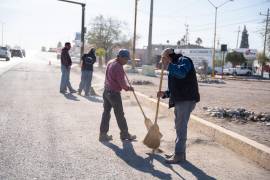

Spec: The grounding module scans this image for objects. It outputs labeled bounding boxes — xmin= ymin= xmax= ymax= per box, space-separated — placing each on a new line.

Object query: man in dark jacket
xmin=78 ymin=48 xmax=96 ymax=96
xmin=157 ymin=48 xmax=200 ymax=164
xmin=60 ymin=42 xmax=76 ymax=93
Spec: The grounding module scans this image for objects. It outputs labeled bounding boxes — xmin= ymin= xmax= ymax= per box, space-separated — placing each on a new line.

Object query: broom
xmin=143 ymin=63 xmax=165 ymax=150
xmin=124 ymin=72 xmax=153 ymax=130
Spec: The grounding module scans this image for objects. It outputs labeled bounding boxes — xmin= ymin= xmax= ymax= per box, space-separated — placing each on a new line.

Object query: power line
xmin=137 ymin=1 xmax=269 ymax=20
xmin=190 ymin=18 xmax=262 ymax=32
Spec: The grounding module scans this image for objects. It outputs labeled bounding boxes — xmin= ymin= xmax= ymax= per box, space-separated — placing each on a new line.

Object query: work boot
xmin=165 ymin=153 xmax=186 ymax=164
xmin=70 ymin=89 xmax=77 ymax=93
xmin=120 ymin=133 xmax=137 ymax=141
xmin=99 ymin=133 xmax=113 ymax=142
xmin=60 ymin=90 xmax=67 ymax=94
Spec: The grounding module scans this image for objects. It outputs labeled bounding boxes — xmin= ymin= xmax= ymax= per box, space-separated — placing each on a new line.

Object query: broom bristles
xmin=143 ymin=124 xmax=162 ymax=149
xmin=145 ymin=118 xmax=153 ymax=130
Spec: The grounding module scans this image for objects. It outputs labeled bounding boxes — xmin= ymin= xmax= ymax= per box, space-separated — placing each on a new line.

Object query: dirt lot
xmin=123 ymin=72 xmax=270 ymax=147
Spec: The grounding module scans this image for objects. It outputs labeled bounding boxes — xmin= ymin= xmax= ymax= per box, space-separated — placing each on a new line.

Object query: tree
xmin=114 ymin=34 xmax=140 ymax=50
xmin=57 ymin=42 xmax=62 ymax=49
xmin=96 ymin=48 xmax=106 ymax=68
xmin=240 ymin=25 xmax=249 ymax=48
xmin=257 ymin=52 xmax=270 ymax=77
xmin=177 ymin=40 xmax=181 ymax=48
xmin=180 ymin=35 xmax=186 ymax=46
xmin=195 ymin=37 xmax=202 ymax=46
xmin=86 ymin=15 xmax=126 ymax=61
xmin=225 ymin=51 xmax=247 ymax=67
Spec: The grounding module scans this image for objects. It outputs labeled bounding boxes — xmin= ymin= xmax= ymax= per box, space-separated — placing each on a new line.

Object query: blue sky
xmin=0 ymin=0 xmax=269 ymax=51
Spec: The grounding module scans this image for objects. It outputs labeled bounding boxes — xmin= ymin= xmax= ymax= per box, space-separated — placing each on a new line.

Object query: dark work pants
xmin=100 ymin=89 xmax=128 ymax=136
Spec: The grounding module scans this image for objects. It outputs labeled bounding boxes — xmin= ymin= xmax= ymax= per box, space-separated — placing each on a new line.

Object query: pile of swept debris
xmin=131 ymin=80 xmax=153 ymax=85
xmin=203 ymin=106 xmax=270 ymax=126
xmin=198 ymin=79 xmax=226 ymax=84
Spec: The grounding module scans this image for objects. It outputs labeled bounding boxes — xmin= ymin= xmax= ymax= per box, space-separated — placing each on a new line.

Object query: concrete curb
xmin=134 ymin=91 xmax=270 ymax=170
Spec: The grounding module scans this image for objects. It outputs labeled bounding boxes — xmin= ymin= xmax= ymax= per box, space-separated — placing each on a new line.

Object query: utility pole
xmin=211 ymin=6 xmax=218 ymax=78
xmin=147 ymin=0 xmax=153 ymax=65
xmin=260 ymin=8 xmax=270 ymax=77
xmin=207 ymin=0 xmax=234 ymax=78
xmin=236 ymin=26 xmax=240 ymax=49
xmin=81 ymin=3 xmax=85 ymax=59
xmin=58 ymin=0 xmax=86 ymax=61
xmin=132 ymin=0 xmax=138 ymax=69
xmin=1 ymin=22 xmax=3 ymax=46
xmin=185 ymin=24 xmax=189 ymax=45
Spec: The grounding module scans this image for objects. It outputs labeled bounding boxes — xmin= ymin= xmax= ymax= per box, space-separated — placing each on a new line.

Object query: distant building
xmin=138 ymin=44 xmax=221 ymax=68
xmin=138 ymin=44 xmax=258 ymax=69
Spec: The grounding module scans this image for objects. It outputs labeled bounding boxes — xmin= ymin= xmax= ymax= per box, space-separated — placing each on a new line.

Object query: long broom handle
xmin=124 ymin=73 xmax=147 ymax=120
xmin=154 ymin=63 xmax=165 ymax=125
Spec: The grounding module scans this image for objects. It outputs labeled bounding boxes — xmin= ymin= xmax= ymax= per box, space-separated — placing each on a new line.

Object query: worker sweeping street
xmin=99 ymin=49 xmax=137 ymax=142
xmin=157 ymin=48 xmax=200 ymax=164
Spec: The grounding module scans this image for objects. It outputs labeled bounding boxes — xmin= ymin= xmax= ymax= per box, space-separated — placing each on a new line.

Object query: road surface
xmin=0 ymin=52 xmax=269 ymax=179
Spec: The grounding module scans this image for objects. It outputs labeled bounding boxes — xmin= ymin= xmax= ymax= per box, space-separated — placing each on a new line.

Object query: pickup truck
xmin=224 ymin=66 xmax=252 ymax=76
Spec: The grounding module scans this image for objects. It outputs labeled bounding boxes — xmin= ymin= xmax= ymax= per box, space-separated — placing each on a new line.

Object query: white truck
xmin=224 ymin=66 xmax=252 ymax=76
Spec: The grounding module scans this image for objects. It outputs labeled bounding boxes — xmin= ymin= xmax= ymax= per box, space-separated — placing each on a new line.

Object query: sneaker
xmin=70 ymin=89 xmax=77 ymax=93
xmin=60 ymin=90 xmax=67 ymax=94
xmin=85 ymin=93 xmax=90 ymax=97
xmin=120 ymin=133 xmax=137 ymax=141
xmin=165 ymin=153 xmax=186 ymax=164
xmin=99 ymin=133 xmax=113 ymax=142
xmin=78 ymin=89 xmax=82 ymax=95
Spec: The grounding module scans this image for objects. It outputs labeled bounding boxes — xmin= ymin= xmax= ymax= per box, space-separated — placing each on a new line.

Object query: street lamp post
xmin=207 ymin=0 xmax=233 ymax=78
xmin=58 ymin=0 xmax=86 ymax=61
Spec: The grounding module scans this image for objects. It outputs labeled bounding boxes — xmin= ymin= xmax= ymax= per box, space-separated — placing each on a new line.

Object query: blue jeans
xmin=60 ymin=65 xmax=73 ymax=92
xmin=174 ymin=101 xmax=196 ymax=155
xmin=78 ymin=70 xmax=93 ymax=95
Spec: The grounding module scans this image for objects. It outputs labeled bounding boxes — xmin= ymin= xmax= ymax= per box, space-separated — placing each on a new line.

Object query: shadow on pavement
xmin=147 ymin=153 xmax=216 ymax=180
xmin=84 ymin=95 xmax=103 ymax=103
xmin=63 ymin=93 xmax=80 ymax=101
xmin=179 ymin=161 xmax=216 ymax=180
xmin=102 ymin=141 xmax=172 ymax=180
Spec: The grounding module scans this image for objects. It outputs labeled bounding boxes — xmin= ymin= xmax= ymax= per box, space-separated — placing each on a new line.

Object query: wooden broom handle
xmin=124 ymin=73 xmax=147 ymax=120
xmin=154 ymin=64 xmax=165 ymax=124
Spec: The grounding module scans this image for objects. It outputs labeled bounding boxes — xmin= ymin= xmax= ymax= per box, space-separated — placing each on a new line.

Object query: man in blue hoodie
xmin=157 ymin=48 xmax=200 ymax=164
xmin=78 ymin=48 xmax=96 ymax=96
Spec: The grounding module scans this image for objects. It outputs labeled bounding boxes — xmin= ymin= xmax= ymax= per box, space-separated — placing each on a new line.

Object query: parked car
xmin=10 ymin=49 xmax=23 ymax=58
xmin=225 ymin=66 xmax=252 ymax=76
xmin=196 ymin=66 xmax=217 ymax=75
xmin=0 ymin=46 xmax=11 ymax=61
xmin=127 ymin=59 xmax=142 ymax=67
xmin=41 ymin=46 xmax=47 ymax=52
xmin=48 ymin=48 xmax=57 ymax=52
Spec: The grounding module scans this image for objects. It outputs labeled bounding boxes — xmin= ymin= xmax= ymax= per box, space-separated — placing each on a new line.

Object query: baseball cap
xmin=117 ymin=49 xmax=130 ymax=59
xmin=161 ymin=48 xmax=174 ymax=56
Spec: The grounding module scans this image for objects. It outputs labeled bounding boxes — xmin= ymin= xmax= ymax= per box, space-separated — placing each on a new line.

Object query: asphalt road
xmin=0 ymin=52 xmax=269 ymax=179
